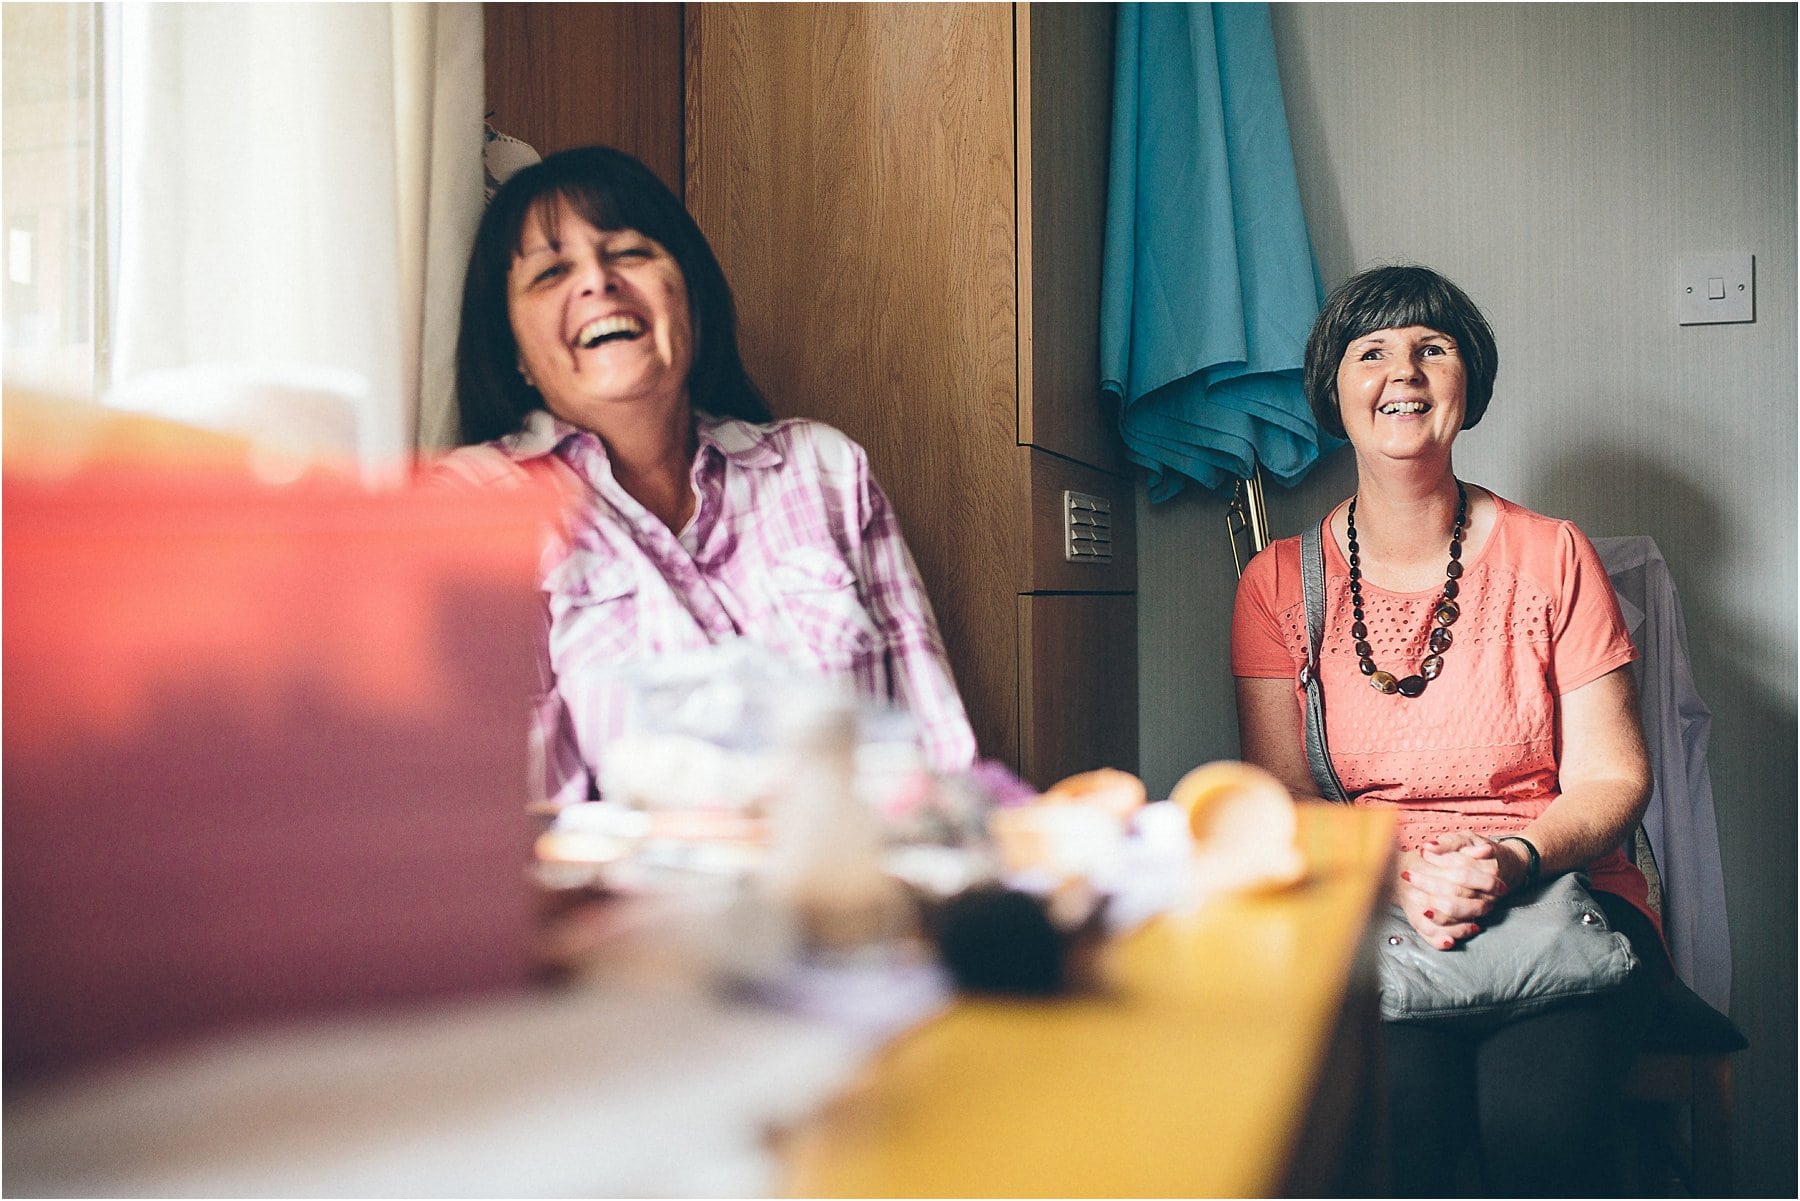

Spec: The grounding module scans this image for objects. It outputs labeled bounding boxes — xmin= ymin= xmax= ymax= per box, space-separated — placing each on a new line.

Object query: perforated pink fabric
xmin=1234 ymin=493 xmax=1652 ymax=924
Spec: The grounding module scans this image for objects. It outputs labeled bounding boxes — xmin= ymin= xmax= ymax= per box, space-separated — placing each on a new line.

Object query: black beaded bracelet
xmin=1496 ymin=835 xmax=1541 ymax=889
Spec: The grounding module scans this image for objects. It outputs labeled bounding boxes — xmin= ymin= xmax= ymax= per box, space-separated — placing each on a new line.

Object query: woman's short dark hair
xmin=1302 ymin=264 xmax=1498 ymax=440
xmin=455 ymin=145 xmax=771 ymax=444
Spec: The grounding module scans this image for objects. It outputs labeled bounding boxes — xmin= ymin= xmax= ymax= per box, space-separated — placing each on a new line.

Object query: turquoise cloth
xmin=1100 ymin=2 xmax=1339 ymax=502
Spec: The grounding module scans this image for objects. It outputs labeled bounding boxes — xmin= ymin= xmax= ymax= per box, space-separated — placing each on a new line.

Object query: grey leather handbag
xmin=1374 ymin=872 xmax=1640 ymax=1025
xmin=1298 ymin=519 xmax=1639 ymax=1024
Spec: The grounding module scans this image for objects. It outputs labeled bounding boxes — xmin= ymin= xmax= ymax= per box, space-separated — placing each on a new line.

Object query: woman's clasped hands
xmin=1395 ymin=831 xmax=1528 ymax=949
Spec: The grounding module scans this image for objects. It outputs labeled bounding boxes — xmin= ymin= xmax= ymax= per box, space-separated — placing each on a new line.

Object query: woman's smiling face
xmin=1334 ymin=324 xmax=1468 ymax=462
xmin=506 ymin=195 xmax=694 ymax=430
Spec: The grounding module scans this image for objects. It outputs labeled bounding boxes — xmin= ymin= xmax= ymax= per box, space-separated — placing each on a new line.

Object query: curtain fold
xmin=1100 ymin=2 xmax=1336 ymax=502
xmin=107 ymin=3 xmax=482 ymax=478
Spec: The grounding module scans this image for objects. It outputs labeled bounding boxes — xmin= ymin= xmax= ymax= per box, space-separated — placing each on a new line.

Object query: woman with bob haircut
xmin=438 ymin=145 xmax=975 ymax=804
xmin=1232 ymin=264 xmax=1664 ymax=1195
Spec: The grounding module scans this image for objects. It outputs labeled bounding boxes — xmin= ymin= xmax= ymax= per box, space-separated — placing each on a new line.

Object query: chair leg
xmin=1690 ymin=1056 xmax=1734 ymax=1197
xmin=1623 ymin=1098 xmax=1684 ymax=1196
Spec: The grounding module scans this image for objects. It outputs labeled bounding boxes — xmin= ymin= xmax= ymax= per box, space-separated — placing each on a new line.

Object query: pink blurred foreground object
xmin=3 ymin=459 xmax=556 ymax=1082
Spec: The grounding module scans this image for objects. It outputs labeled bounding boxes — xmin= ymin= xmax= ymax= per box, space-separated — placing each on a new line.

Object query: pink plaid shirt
xmin=433 ymin=410 xmax=976 ymax=803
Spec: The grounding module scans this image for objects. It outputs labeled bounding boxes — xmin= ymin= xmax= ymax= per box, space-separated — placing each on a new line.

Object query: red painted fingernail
xmin=1441 ymin=938 xmax=1455 ymax=949
xmin=1400 ymin=871 xmax=1412 ymax=882
xmin=1423 ymin=909 xmax=1435 ymax=920
xmin=1470 ymin=924 xmax=1482 ymax=933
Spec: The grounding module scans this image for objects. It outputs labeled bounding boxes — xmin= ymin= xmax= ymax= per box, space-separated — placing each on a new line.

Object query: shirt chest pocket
xmin=769 ymin=546 xmax=879 ymax=668
xmin=544 ymin=551 xmax=641 ymax=667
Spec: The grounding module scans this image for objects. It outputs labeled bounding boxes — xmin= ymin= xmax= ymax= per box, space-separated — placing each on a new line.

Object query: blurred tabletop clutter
xmin=3 ymin=392 xmax=1398 ymax=1197
xmin=7 ymin=802 xmax=1394 ymax=1198
xmin=780 ymin=802 xmax=1396 ymax=1198
xmin=4 ymin=392 xmax=554 ymax=1085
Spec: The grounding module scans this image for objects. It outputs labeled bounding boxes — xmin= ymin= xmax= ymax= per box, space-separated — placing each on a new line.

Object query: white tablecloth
xmin=5 ymin=911 xmax=943 ymax=1199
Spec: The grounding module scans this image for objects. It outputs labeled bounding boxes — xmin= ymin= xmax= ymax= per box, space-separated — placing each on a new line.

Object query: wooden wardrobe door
xmin=483 ymin=3 xmax=684 ymax=188
xmin=1017 ymin=2 xmax=1123 ymax=475
xmin=686 ymin=3 xmax=1028 ymax=768
xmin=1019 ymin=593 xmax=1139 ymax=788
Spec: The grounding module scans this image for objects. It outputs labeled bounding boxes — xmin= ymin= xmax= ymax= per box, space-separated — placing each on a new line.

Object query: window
xmin=3 ymin=4 xmax=479 ymax=468
xmin=2 ymin=3 xmax=102 ymax=399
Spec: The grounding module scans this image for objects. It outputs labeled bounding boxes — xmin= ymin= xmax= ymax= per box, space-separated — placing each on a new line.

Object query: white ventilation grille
xmin=1063 ymin=490 xmax=1113 ymax=564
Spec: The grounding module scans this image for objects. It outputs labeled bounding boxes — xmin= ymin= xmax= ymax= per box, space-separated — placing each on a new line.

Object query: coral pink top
xmin=1232 ymin=492 xmax=1655 ymax=929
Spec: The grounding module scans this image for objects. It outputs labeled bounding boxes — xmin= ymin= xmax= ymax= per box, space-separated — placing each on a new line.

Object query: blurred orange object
xmin=3 ymin=434 xmax=558 ymax=1081
xmin=1037 ymin=766 xmax=1148 ymax=822
xmin=3 ymin=385 xmax=357 ymax=482
xmin=1170 ymin=760 xmax=1307 ymax=891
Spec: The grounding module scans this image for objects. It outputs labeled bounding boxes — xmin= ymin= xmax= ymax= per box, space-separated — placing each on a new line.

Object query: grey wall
xmin=1136 ymin=4 xmax=1796 ymax=1194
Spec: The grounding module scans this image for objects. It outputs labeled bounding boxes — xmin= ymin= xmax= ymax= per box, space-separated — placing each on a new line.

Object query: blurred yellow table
xmin=780 ymin=803 xmax=1397 ymax=1198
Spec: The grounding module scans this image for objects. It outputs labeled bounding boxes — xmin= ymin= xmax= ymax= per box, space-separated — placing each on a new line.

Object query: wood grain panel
xmin=1027 ymin=448 xmax=1137 ymax=593
xmin=483 ymin=3 xmax=683 ymax=191
xmin=1018 ymin=592 xmax=1137 ymax=789
xmin=1017 ymin=3 xmax=1124 ymax=475
xmin=687 ymin=3 xmax=1025 ymax=767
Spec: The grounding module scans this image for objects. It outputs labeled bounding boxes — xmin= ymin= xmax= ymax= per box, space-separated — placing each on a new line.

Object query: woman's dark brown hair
xmin=455 ymin=145 xmax=770 ymax=444
xmin=1303 ymin=264 xmax=1498 ymax=440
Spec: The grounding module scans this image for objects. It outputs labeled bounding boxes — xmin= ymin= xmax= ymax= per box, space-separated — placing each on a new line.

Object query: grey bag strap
xmin=1300 ymin=521 xmax=1353 ymax=804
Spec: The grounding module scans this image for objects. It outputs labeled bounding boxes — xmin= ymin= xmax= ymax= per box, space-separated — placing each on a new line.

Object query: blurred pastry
xmin=1169 ymin=760 xmax=1307 ymax=892
xmin=1037 ymin=767 xmax=1147 ymax=823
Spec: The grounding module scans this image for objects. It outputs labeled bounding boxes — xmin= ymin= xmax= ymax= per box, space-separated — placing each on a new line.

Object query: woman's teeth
xmin=1379 ymin=400 xmax=1429 ymax=415
xmin=576 ymin=315 xmax=645 ymax=348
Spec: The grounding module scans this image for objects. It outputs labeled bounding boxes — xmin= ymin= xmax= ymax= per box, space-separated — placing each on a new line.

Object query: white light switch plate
xmin=1677 ymin=254 xmax=1754 ymax=325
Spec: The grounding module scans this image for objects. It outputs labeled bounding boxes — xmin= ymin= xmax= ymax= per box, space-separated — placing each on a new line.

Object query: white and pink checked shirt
xmin=433 ymin=409 xmax=977 ymax=804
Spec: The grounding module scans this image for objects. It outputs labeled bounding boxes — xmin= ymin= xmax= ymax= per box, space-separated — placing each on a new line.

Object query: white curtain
xmin=107 ymin=2 xmax=483 ymax=477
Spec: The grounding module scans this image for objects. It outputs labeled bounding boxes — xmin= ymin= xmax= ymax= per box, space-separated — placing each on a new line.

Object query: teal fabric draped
xmin=1100 ymin=2 xmax=1338 ymax=502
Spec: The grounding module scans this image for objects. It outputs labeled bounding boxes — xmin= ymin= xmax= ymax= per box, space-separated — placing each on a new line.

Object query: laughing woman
xmin=1231 ymin=265 xmax=1664 ymax=1196
xmin=437 ymin=146 xmax=975 ymax=805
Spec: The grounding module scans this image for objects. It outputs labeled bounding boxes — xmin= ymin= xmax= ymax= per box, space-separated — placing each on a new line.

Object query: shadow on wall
xmin=1530 ymin=442 xmax=1798 ymax=1194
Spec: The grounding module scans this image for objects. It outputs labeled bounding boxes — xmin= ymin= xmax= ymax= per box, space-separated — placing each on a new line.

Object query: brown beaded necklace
xmin=1345 ymin=480 xmax=1467 ymax=698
